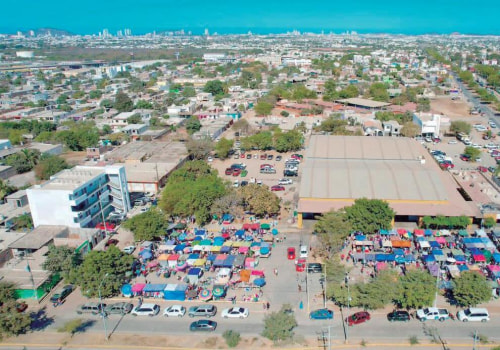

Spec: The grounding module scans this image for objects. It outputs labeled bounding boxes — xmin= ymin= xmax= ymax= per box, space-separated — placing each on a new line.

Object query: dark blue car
xmin=309 ymin=308 xmax=334 ymax=320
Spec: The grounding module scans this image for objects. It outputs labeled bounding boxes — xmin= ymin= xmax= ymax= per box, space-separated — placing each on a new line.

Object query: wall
xmin=27 ymin=189 xmax=78 ymax=228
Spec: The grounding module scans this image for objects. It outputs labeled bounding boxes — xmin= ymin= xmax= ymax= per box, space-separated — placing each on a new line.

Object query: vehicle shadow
xmin=76 ymin=319 xmax=96 ymax=333
xmin=30 ymin=306 xmax=55 ymax=331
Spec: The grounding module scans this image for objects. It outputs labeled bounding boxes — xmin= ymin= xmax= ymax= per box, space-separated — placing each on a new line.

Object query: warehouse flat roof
xmin=338 ymin=98 xmax=391 ymax=109
xmin=298 ymin=136 xmax=479 ymax=217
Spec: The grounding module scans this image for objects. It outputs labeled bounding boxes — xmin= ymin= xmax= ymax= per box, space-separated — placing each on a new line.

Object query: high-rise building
xmin=124 ymin=28 xmax=132 ymax=36
xmin=204 ymin=28 xmax=209 ymax=36
xmin=27 ymin=165 xmax=131 ymax=228
xmin=102 ymin=28 xmax=110 ymax=38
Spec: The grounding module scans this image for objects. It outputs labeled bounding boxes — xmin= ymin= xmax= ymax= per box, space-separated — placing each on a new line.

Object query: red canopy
xmin=397 ymin=229 xmax=407 ymax=235
xmin=473 ymin=254 xmax=486 ymax=262
xmin=414 ymin=229 xmax=424 ymax=236
xmin=242 ymin=223 xmax=259 ymax=230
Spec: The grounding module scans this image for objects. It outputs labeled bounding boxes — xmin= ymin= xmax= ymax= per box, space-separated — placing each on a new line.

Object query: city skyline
xmin=1 ymin=0 xmax=500 ymax=35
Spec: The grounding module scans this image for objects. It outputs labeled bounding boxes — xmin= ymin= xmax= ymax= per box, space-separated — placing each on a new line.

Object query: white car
xmin=123 ymin=246 xmax=135 ymax=254
xmin=131 ymin=303 xmax=160 ymax=316
xmin=448 ymin=140 xmax=458 ymax=144
xmin=472 ymin=143 xmax=482 ymax=149
xmin=233 ymin=180 xmax=239 ymax=188
xmin=207 ymin=156 xmax=213 ymax=162
xmin=163 ymin=305 xmax=186 ymax=317
xmin=278 ymin=178 xmax=293 ymax=185
xmin=221 ymin=307 xmax=249 ymax=319
xmin=489 ymin=122 xmax=497 ymax=128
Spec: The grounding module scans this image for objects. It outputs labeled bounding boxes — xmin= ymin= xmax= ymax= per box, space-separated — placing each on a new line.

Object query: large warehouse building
xmin=297 ymin=136 xmax=479 ymax=227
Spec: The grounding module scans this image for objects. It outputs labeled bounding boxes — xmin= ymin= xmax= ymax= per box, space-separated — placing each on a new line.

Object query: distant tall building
xmin=29 ymin=30 xmax=35 ymax=37
xmin=117 ymin=30 xmax=123 ymax=37
xmin=124 ymin=28 xmax=132 ymax=36
xmin=102 ymin=28 xmax=110 ymax=38
xmin=204 ymin=28 xmax=209 ymax=36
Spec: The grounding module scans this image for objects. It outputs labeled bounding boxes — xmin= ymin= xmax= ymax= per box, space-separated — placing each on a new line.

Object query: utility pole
xmin=306 ymin=264 xmax=310 ymax=313
xmin=98 ymin=273 xmax=109 ymax=340
xmin=323 ymin=262 xmax=327 ymax=308
xmin=345 ymin=272 xmax=350 ymax=344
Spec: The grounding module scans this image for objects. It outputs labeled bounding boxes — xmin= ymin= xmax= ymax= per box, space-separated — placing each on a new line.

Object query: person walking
xmin=266 ymin=302 xmax=270 ymax=310
xmin=274 ymin=268 xmax=278 ymax=276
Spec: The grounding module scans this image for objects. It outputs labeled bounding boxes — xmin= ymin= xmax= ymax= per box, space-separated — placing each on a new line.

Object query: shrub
xmin=223 ymin=330 xmax=241 ymax=348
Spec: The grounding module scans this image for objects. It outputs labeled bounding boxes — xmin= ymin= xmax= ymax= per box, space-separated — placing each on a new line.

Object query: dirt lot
xmin=59 ymin=151 xmax=87 ymax=165
xmin=430 ymin=96 xmax=473 ymax=119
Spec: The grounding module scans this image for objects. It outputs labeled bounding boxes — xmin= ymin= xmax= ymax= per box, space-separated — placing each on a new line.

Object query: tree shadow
xmin=29 ymin=306 xmax=55 ymax=331
xmin=75 ymin=319 xmax=96 ymax=334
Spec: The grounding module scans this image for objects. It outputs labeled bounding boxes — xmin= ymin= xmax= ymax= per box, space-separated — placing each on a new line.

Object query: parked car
xmin=189 ymin=320 xmax=217 ymax=332
xmin=105 ymin=302 xmax=133 ymax=315
xmin=448 ymin=139 xmax=458 ymax=144
xmin=207 ymin=156 xmax=213 ymax=162
xmin=225 ymin=168 xmax=233 ymax=175
xmin=123 ymin=246 xmax=135 ymax=254
xmin=260 ymin=168 xmax=276 ymax=174
xmin=271 ymin=185 xmax=285 ymax=191
xmin=457 ymin=308 xmax=489 ymax=322
xmin=188 ymin=305 xmax=217 ymax=318
xmin=96 ymin=222 xmax=116 ymax=231
xmin=278 ymin=178 xmax=293 ymax=185
xmin=416 ymin=307 xmax=450 ymax=322
xmin=260 ymin=164 xmax=273 ymax=169
xmin=131 ymin=303 xmax=160 ymax=316
xmin=246 ymin=154 xmax=252 ymax=159
xmin=221 ymin=307 xmax=249 ymax=319
xmin=50 ymin=285 xmax=73 ymax=304
xmin=276 ymin=155 xmax=282 ymax=161
xmin=287 ymin=247 xmax=296 ymax=260
xmin=241 ymin=181 xmax=248 ymax=187
xmin=307 ymin=263 xmax=323 ymax=273
xmin=233 ymin=180 xmax=239 ymax=188
xmin=260 ymin=154 xmax=267 ymax=160
xmin=387 ymin=310 xmax=410 ymax=322
xmin=240 ymin=153 xmax=246 ymax=159
xmin=346 ymin=311 xmax=371 ymax=326
xmin=232 ymin=168 xmax=241 ymax=176
xmin=77 ymin=302 xmax=106 ymax=315
xmin=105 ymin=239 xmax=119 ymax=248
xmin=284 ymin=170 xmax=298 ymax=177
xmin=309 ymin=308 xmax=334 ymax=320
xmin=477 ymin=166 xmax=488 ymax=173
xmin=267 ymin=154 xmax=273 ymax=160
xmin=163 ymin=305 xmax=186 ymax=317
xmin=460 ymin=154 xmax=471 ymax=161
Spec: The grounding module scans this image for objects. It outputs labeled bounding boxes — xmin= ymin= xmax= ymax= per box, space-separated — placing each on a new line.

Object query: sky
xmin=2 ymin=0 xmax=499 ymax=35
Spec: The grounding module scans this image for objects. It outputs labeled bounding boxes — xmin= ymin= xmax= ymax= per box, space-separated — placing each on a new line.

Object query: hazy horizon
xmin=2 ymin=0 xmax=499 ymax=36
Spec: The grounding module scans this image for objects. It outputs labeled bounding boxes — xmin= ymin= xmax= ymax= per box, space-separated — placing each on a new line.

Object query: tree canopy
xmin=450 ymin=121 xmax=471 ymax=135
xmin=344 ymin=198 xmax=395 ymax=233
xmin=314 ymin=209 xmax=352 ymax=256
xmin=396 ymin=270 xmax=436 ymax=309
xmin=452 ymin=271 xmax=491 ymax=307
xmin=114 ymin=91 xmax=134 ymax=112
xmin=34 ymin=154 xmax=70 ymax=180
xmin=274 ymin=130 xmax=303 ymax=152
xmin=203 ymin=80 xmax=226 ymax=97
xmin=464 ymin=146 xmax=481 ymax=161
xmin=42 ymin=245 xmax=82 ymax=279
xmin=159 ymin=161 xmax=227 ymax=224
xmin=254 ymin=101 xmax=274 ymax=116
xmin=239 ymin=184 xmax=280 ymax=217
xmin=214 ymin=138 xmax=234 ymax=159
xmin=185 ymin=116 xmax=202 ymax=135
xmin=68 ymin=245 xmax=133 ymax=298
xmin=122 ymin=209 xmax=168 ymax=241
xmin=0 ymin=282 xmax=32 ymax=337
xmin=261 ymin=304 xmax=297 ymax=342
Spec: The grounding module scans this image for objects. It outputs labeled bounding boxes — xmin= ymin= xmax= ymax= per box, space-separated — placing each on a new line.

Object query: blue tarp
xmin=188 ymin=268 xmax=202 ymax=276
xmin=393 ymin=248 xmax=405 ymax=256
xmin=493 ymin=253 xmax=500 ymax=263
xmin=254 ymin=278 xmax=266 ymax=287
xmin=188 ymin=253 xmax=199 ymax=260
xmin=355 ymin=235 xmax=366 ymax=241
xmin=235 ymin=230 xmax=245 ymax=237
xmin=206 ymin=254 xmax=216 ymax=262
xmin=222 ymin=214 xmax=234 ymax=222
xmin=143 ymin=284 xmax=166 ymax=293
xmin=195 ymin=229 xmax=206 ymax=237
xmin=423 ymin=255 xmax=436 ymax=262
xmin=380 ymin=230 xmax=389 ymax=235
xmin=220 ymin=246 xmax=231 ymax=253
xmin=425 ymin=229 xmax=433 ymax=236
xmin=213 ymin=237 xmax=225 ymax=246
xmin=455 ymin=255 xmax=466 ymax=263
xmin=174 ymin=244 xmax=186 ymax=252
xmin=121 ymin=284 xmax=132 ymax=297
xmin=458 ymin=265 xmax=469 ymax=272
xmin=260 ymin=247 xmax=270 ymax=255
xmin=429 ymin=241 xmax=440 ymax=248
xmin=139 ymin=249 xmax=152 ymax=259
xmin=375 ymin=254 xmax=394 ymax=262
xmin=163 ymin=284 xmax=187 ymax=301
xmin=222 ymin=255 xmax=235 ymax=268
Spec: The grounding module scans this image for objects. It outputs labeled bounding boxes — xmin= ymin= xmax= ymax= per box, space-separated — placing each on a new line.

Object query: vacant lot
xmin=431 ymin=96 xmax=473 ymax=119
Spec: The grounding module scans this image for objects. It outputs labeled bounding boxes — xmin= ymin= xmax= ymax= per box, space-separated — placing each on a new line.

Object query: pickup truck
xmin=416 ymin=307 xmax=450 ymax=322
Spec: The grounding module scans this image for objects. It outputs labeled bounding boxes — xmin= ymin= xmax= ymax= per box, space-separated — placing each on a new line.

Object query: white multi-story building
xmin=27 ymin=165 xmax=131 ymax=228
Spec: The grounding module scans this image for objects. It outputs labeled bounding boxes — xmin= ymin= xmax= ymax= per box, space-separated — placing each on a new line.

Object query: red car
xmin=346 ymin=311 xmax=371 ymax=326
xmin=440 ymin=162 xmax=454 ymax=169
xmin=260 ymin=154 xmax=267 ymax=160
xmin=460 ymin=154 xmax=471 ymax=162
xmin=240 ymin=153 xmax=246 ymax=159
xmin=287 ymin=247 xmax=296 ymax=260
xmin=232 ymin=168 xmax=241 ymax=176
xmin=296 ymin=258 xmax=306 ymax=272
xmin=478 ymin=166 xmax=488 ymax=173
xmin=260 ymin=164 xmax=273 ymax=169
xmin=271 ymin=185 xmax=285 ymax=191
xmin=105 ymin=238 xmax=119 ymax=248
xmin=96 ymin=222 xmax=116 ymax=231
xmin=225 ymin=168 xmax=233 ymax=175
xmin=291 ymin=154 xmax=303 ymax=160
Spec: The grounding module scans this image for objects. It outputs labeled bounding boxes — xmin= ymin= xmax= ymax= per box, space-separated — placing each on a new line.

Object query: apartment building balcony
xmin=69 ymin=193 xmax=87 ymax=206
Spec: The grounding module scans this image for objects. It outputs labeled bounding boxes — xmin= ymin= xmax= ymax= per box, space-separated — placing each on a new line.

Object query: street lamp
xmin=345 ymin=272 xmax=350 ymax=344
xmin=98 ymin=273 xmax=109 ymax=340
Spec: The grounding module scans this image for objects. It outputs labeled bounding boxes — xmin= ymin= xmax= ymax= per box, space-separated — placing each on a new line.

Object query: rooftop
xmin=9 ymin=225 xmax=66 ymax=250
xmin=30 ymin=166 xmax=105 ymax=191
xmin=338 ymin=98 xmax=391 ymax=109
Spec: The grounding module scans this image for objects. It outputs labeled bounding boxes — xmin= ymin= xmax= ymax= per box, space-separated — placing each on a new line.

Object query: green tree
xmin=203 ymin=80 xmax=225 ymax=96
xmin=8 ymin=129 xmax=25 ymax=145
xmin=57 ymin=319 xmax=85 ymax=338
xmin=34 ymin=154 xmax=69 ymax=180
xmin=339 ymin=85 xmax=359 ymax=98
xmin=69 ymin=245 xmax=134 ymax=298
xmin=211 ymin=192 xmax=244 ymax=220
xmin=12 ymin=213 xmax=33 ymax=230
xmin=122 ymin=209 xmax=168 ymax=241
xmin=356 ymin=271 xmax=399 ymax=310
xmin=417 ymin=98 xmax=430 ymax=112
xmin=274 ymin=130 xmax=302 ymax=152
xmin=5 ymin=149 xmax=41 ymax=173
xmin=185 ymin=116 xmax=202 ymax=135
xmin=214 ymin=138 xmax=234 ymax=159
xmin=254 ymin=101 xmax=273 ymax=116
xmin=396 ymin=270 xmax=436 ymax=309
xmin=401 ymin=122 xmax=420 ymax=138
xmin=127 ymin=113 xmax=142 ymax=124
xmin=56 ymin=94 xmax=69 ymax=105
xmin=0 ymin=282 xmax=31 ymax=338
xmin=368 ymin=82 xmax=390 ymax=102
xmin=280 ymin=110 xmax=289 ymax=117
xmin=323 ymin=79 xmax=339 ymax=101
xmin=186 ymin=138 xmax=214 ymax=160
xmin=0 ymin=179 xmax=16 ymax=201
xmin=222 ymin=330 xmax=241 ymax=348
xmin=101 ymin=124 xmax=112 ymax=135
xmin=453 ymin=271 xmax=491 ymax=307
xmin=100 ymin=99 xmax=114 ymax=110
xmin=450 ymin=121 xmax=471 ymax=135
xmin=135 ymin=100 xmax=153 ymax=109
xmin=483 ymin=217 xmax=496 ymax=228
xmin=314 ymin=209 xmax=352 ymax=256
xmin=42 ymin=245 xmax=82 ymax=279
xmin=232 ymin=118 xmax=250 ymax=135
xmin=159 ymin=161 xmax=227 ymax=224
xmin=239 ymin=184 xmax=280 ymax=217
xmin=464 ymin=146 xmax=481 ymax=161
xmin=261 ymin=304 xmax=298 ymax=342
xmin=181 ymin=86 xmax=196 ymax=98
xmin=114 ymin=91 xmax=134 ymax=112
xmin=344 ymin=198 xmax=395 ymax=233
xmin=88 ymin=90 xmax=103 ymax=99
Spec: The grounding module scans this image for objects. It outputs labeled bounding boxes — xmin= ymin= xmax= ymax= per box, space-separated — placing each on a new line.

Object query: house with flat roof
xmin=26 ymin=165 xmax=130 ymax=228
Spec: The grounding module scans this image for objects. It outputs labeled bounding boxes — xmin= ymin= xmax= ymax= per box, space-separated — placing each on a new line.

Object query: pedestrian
xmin=263 ymin=302 xmax=266 ymax=310
xmin=298 ymin=284 xmax=302 ymax=292
xmin=274 ymin=268 xmax=278 ymax=276
xmin=266 ymin=302 xmax=270 ymax=310
xmin=283 ymin=234 xmax=287 ymax=241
